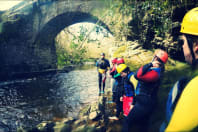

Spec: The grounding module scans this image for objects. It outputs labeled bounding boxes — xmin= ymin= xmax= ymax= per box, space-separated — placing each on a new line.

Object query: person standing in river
xmin=96 ymin=53 xmax=110 ymax=95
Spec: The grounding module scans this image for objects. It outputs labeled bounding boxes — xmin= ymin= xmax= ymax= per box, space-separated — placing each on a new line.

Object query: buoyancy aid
xmin=96 ymin=58 xmax=110 ymax=74
xmin=135 ymin=63 xmax=161 ymax=96
xmin=165 ymin=76 xmax=198 ymax=131
xmin=124 ymin=72 xmax=135 ymax=97
xmin=97 ymin=58 xmax=110 ymax=69
xmin=98 ymin=69 xmax=106 ymax=74
xmin=160 ymin=77 xmax=189 ymax=132
xmin=123 ymin=72 xmax=137 ymax=116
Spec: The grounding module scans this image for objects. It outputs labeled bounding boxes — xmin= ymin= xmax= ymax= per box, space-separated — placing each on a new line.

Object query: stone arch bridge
xmin=0 ymin=0 xmax=111 ymax=79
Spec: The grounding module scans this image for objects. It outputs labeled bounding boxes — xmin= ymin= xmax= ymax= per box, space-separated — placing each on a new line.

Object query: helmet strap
xmin=151 ymin=55 xmax=157 ymax=62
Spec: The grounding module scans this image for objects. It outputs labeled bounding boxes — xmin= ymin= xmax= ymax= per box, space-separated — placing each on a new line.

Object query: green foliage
xmin=56 ymin=25 xmax=89 ymax=68
xmin=57 ymin=43 xmax=87 ymax=69
xmin=56 ymin=0 xmax=198 ymax=68
xmin=57 ymin=49 xmax=71 ymax=68
xmin=0 ymin=22 xmax=2 ymax=33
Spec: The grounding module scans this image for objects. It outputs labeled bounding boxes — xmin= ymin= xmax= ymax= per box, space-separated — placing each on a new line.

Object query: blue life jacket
xmin=124 ymin=72 xmax=135 ymax=97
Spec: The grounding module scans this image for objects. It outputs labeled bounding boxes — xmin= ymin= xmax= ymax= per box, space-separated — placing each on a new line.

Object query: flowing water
xmin=0 ymin=65 xmax=110 ymax=132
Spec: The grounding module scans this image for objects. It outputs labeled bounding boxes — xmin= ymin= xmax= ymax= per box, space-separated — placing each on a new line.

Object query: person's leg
xmin=111 ymin=78 xmax=115 ymax=91
xmin=123 ymin=96 xmax=133 ymax=117
xmin=122 ymin=103 xmax=150 ymax=132
xmin=98 ymin=73 xmax=102 ymax=93
xmin=109 ymin=99 xmax=122 ymax=120
xmin=112 ymin=92 xmax=115 ymax=102
xmin=102 ymin=74 xmax=106 ymax=93
xmin=112 ymin=81 xmax=118 ymax=102
xmin=138 ymin=115 xmax=150 ymax=132
xmin=116 ymin=100 xmax=123 ymax=118
xmin=102 ymin=83 xmax=105 ymax=92
xmin=122 ymin=116 xmax=130 ymax=132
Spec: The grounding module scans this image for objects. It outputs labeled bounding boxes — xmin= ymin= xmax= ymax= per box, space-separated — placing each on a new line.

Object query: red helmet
xmin=112 ymin=58 xmax=117 ymax=64
xmin=117 ymin=58 xmax=125 ymax=64
xmin=155 ymin=49 xmax=168 ymax=64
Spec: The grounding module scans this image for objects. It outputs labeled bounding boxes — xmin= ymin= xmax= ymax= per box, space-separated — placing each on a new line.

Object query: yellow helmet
xmin=117 ymin=64 xmax=127 ymax=73
xmin=180 ymin=7 xmax=198 ymax=36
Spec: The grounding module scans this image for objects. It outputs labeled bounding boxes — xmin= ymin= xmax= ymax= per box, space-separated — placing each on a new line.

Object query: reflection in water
xmin=0 ymin=65 xmax=106 ymax=131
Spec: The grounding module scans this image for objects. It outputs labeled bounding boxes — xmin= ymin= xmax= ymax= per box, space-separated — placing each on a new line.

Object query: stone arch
xmin=0 ymin=0 xmax=112 ymax=79
xmin=35 ymin=11 xmax=111 ymax=45
xmin=33 ymin=11 xmax=111 ymax=70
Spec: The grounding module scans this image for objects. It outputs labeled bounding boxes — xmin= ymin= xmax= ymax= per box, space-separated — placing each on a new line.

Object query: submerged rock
xmin=20 ymin=95 xmax=108 ymax=132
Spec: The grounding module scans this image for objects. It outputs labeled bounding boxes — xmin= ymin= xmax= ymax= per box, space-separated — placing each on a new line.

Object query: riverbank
xmin=0 ymin=65 xmax=102 ymax=132
xmin=15 ymin=60 xmax=198 ymax=132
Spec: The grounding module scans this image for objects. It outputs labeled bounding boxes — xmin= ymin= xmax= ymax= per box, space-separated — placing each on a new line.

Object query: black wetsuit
xmin=96 ymin=58 xmax=110 ymax=93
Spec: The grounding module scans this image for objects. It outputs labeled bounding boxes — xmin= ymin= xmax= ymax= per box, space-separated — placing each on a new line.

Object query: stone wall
xmin=1 ymin=0 xmax=198 ymax=80
xmin=0 ymin=0 xmax=109 ymax=79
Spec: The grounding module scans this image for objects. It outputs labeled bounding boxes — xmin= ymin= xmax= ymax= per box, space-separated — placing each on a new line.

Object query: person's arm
xmin=114 ymin=72 xmax=121 ymax=78
xmin=107 ymin=60 xmax=110 ymax=70
xmin=134 ymin=63 xmax=159 ymax=83
xmin=110 ymin=65 xmax=116 ymax=75
xmin=96 ymin=60 xmax=99 ymax=67
xmin=120 ymin=78 xmax=125 ymax=102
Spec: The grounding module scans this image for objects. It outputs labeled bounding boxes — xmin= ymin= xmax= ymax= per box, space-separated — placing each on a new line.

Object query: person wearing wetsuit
xmin=118 ymin=64 xmax=136 ymax=117
xmin=122 ymin=49 xmax=168 ymax=132
xmin=164 ymin=7 xmax=198 ymax=132
xmin=96 ymin=53 xmax=110 ymax=95
xmin=109 ymin=58 xmax=125 ymax=120
xmin=109 ymin=58 xmax=117 ymax=102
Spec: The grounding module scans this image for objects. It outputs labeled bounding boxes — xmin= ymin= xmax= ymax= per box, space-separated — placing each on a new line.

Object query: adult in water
xmin=96 ymin=53 xmax=110 ymax=95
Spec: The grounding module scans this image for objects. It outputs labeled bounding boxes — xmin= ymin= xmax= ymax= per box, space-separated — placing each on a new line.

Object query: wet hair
xmin=186 ymin=34 xmax=198 ymax=66
xmin=186 ymin=34 xmax=198 ymax=45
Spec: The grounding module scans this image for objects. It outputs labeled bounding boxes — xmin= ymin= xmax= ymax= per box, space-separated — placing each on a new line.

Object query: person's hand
xmin=107 ymin=71 xmax=112 ymax=77
xmin=152 ymin=60 xmax=160 ymax=67
xmin=107 ymin=73 xmax=112 ymax=78
xmin=129 ymin=105 xmax=134 ymax=111
xmin=120 ymin=97 xmax=123 ymax=102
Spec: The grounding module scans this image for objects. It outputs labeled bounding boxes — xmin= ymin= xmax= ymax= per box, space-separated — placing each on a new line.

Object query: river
xmin=0 ymin=65 xmax=111 ymax=132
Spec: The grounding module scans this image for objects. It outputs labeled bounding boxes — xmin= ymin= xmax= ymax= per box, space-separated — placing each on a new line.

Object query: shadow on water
xmin=0 ymin=64 xmax=99 ymax=131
